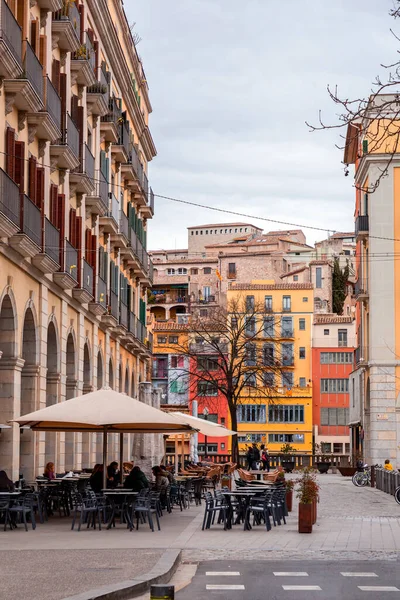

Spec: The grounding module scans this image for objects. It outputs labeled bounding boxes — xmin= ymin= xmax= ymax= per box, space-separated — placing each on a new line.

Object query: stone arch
xmin=118 ymin=361 xmax=123 ymax=393
xmin=109 ymin=357 xmax=114 ymax=390
xmin=0 ymin=289 xmax=18 ymax=358
xmin=65 ymin=331 xmax=77 ymax=470
xmin=125 ymin=364 xmax=130 ymax=395
xmin=83 ymin=342 xmax=92 ymax=394
xmin=97 ymin=350 xmax=104 ymax=389
xmin=45 ymin=320 xmax=60 ymax=466
xmin=131 ymin=370 xmax=135 ymax=397
xmin=150 ymin=306 xmax=166 ymax=321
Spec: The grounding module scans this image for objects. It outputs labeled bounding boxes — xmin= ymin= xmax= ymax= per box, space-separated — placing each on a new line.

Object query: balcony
xmin=111 ymin=119 xmax=130 ymax=163
xmin=282 ymin=306 xmax=292 ymax=313
xmin=101 ymin=290 xmax=119 ymax=328
xmin=0 ymin=168 xmax=20 ymax=237
xmin=100 ymin=96 xmax=121 ymax=143
xmin=227 ymin=269 xmax=237 ymax=279
xmin=71 ymin=33 xmax=96 ymax=87
xmin=87 ymin=63 xmax=110 ymax=117
xmin=70 ymin=143 xmax=95 ymax=194
xmin=111 ymin=210 xmax=130 ymax=252
xmin=355 ymin=215 xmax=369 ymax=239
xmin=53 ymin=239 xmax=78 ymax=290
xmin=355 ymin=278 xmax=368 ymax=301
xmin=0 ymin=0 xmax=23 ymax=79
xmin=29 ymin=76 xmax=61 ymax=143
xmin=189 ymin=341 xmax=228 ymax=354
xmin=193 ymin=295 xmax=216 ymax=305
xmin=4 ymin=41 xmax=44 ymax=113
xmin=50 ymin=113 xmax=80 ymax=169
xmin=152 ymin=367 xmax=168 ymax=379
xmin=32 ymin=218 xmax=60 ymax=273
xmin=88 ymin=275 xmax=107 ymax=316
xmin=281 ymin=329 xmax=294 ymax=339
xmin=355 ymin=346 xmax=368 ymax=366
xmin=72 ymin=258 xmax=94 ymax=304
xmin=86 ymin=170 xmax=108 ymax=217
xmin=120 ymin=302 xmax=128 ymax=329
xmin=142 ymin=187 xmax=155 ymax=219
xmin=99 ymin=193 xmax=119 ymax=235
xmin=9 ymin=195 xmax=41 ymax=258
xmin=37 ymin=0 xmax=63 ymax=11
xmin=52 ymin=0 xmax=81 ymax=52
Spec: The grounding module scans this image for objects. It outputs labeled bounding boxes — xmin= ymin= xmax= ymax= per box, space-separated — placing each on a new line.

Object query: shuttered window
xmin=98 ymin=246 xmax=108 ymax=282
xmin=14 ymin=141 xmax=25 ymax=191
xmin=6 ymin=127 xmax=16 ymax=180
xmin=320 ymin=408 xmax=349 ymax=426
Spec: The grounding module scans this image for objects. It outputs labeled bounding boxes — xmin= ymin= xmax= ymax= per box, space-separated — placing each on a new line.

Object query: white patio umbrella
xmin=13 ymin=388 xmax=194 ymax=487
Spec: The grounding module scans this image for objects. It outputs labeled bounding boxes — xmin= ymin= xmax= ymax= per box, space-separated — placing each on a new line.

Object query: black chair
xmin=0 ymin=500 xmax=12 ymax=531
xmin=71 ymin=492 xmax=102 ymax=531
xmin=202 ymin=492 xmax=228 ymax=530
xmin=244 ymin=494 xmax=272 ymax=531
xmin=134 ymin=497 xmax=160 ymax=532
xmin=9 ymin=494 xmax=36 ymax=531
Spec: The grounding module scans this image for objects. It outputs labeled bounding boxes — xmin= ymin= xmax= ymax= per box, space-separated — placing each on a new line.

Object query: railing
xmin=152 ymin=368 xmax=168 ymax=379
xmin=281 ymin=329 xmax=294 ymax=338
xmin=82 ymin=259 xmax=93 ymax=295
xmin=24 ymin=41 xmax=43 ymax=101
xmin=0 ymin=0 xmax=22 ymax=65
xmin=149 ymin=261 xmax=154 ymax=284
xmin=22 ymin=195 xmax=41 ymax=247
xmin=65 ymin=240 xmax=78 ymax=281
xmin=355 ymin=278 xmax=368 ymax=297
xmin=142 ymin=171 xmax=149 ymax=197
xmin=53 ymin=0 xmax=81 ymax=43
xmin=130 ymin=227 xmax=137 ymax=252
xmin=147 ymin=332 xmax=153 ymax=352
xmin=45 ymin=76 xmax=61 ymax=130
xmin=355 ymin=215 xmax=369 ymax=236
xmin=88 ymin=63 xmax=110 ymax=103
xmin=197 ymin=296 xmax=216 ymax=304
xmin=101 ymin=95 xmax=121 ymax=125
xmin=120 ymin=301 xmax=128 ymax=328
xmin=118 ymin=120 xmax=130 ymax=156
xmin=88 ymin=170 xmax=108 ymax=213
xmin=129 ymin=144 xmax=141 ymax=179
xmin=119 ymin=210 xmax=129 ymax=239
xmin=97 ymin=275 xmax=107 ymax=308
xmin=137 ymin=320 xmax=146 ymax=343
xmin=149 ymin=187 xmax=154 ymax=212
xmin=227 ymin=269 xmax=237 ymax=279
xmin=108 ymin=193 xmax=119 ymax=224
xmin=128 ymin=311 xmax=136 ymax=335
xmin=109 ymin=290 xmax=119 ymax=319
xmin=84 ymin=143 xmax=95 ymax=181
xmin=282 ymin=306 xmax=292 ymax=313
xmin=66 ymin=113 xmax=79 ymax=158
xmin=281 ymin=356 xmax=295 ymax=367
xmin=44 ymin=218 xmax=60 ymax=264
xmin=72 ymin=32 xmax=96 ymax=72
xmin=0 ymin=168 xmax=20 ymax=226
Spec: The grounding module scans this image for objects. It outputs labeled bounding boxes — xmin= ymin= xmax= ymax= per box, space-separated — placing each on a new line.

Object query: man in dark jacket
xmin=252 ymin=443 xmax=260 ymax=470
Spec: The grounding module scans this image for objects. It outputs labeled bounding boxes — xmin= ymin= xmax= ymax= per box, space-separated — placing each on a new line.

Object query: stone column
xmin=19 ymin=365 xmax=40 ymax=481
xmin=0 ymin=357 xmax=25 ymax=481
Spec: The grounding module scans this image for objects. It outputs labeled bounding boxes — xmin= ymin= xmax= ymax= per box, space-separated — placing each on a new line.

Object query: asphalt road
xmin=176 ymin=560 xmax=400 ymax=599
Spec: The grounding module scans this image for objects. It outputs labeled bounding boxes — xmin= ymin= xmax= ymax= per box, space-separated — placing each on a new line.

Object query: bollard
xmin=150 ymin=584 xmax=175 ymax=599
xmin=370 ymin=465 xmax=375 ymax=488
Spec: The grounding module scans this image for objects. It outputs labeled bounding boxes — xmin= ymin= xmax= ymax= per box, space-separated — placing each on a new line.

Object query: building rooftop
xmin=187 ymin=222 xmax=262 ymax=230
xmin=229 ymin=283 xmax=313 ymax=291
xmin=309 ymin=260 xmax=331 ymax=266
xmin=280 ymin=266 xmax=308 ymax=278
xmin=153 ymin=321 xmax=189 ymax=331
xmin=329 ymin=232 xmax=355 ymax=239
xmin=314 ymin=315 xmax=354 ymax=324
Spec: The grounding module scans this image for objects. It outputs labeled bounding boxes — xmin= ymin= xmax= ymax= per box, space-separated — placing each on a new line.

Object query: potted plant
xmin=285 ymin=479 xmax=294 ymax=512
xmin=295 ymin=467 xmax=319 ymax=533
xmin=314 ymin=442 xmax=331 ymax=474
xmin=280 ymin=443 xmax=296 ymax=473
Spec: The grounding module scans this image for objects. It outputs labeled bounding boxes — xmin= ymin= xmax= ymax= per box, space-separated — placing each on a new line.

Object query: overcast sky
xmin=126 ymin=0 xmax=397 ymax=250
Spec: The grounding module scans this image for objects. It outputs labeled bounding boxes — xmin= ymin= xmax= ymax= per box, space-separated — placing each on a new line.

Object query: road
xmin=176 ymin=560 xmax=400 ymax=599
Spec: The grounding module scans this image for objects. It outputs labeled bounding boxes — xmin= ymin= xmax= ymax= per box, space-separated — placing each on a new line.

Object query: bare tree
xmin=307 ymin=2 xmax=400 ymax=192
xmin=170 ymin=297 xmax=294 ymax=462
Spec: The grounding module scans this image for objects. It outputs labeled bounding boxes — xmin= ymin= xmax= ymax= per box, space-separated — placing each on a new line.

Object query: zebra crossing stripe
xmin=206 ymin=584 xmax=245 ymax=590
xmin=206 ymin=572 xmax=241 ymax=576
xmin=274 ymin=572 xmax=309 ymax=577
xmin=358 ymin=587 xmax=400 ymax=592
xmin=282 ymin=586 xmax=321 ymax=591
xmin=341 ymin=573 xmax=378 ymax=577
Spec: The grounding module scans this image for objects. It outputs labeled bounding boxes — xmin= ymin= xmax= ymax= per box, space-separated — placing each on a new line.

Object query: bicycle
xmin=352 ymin=467 xmax=370 ymax=487
xmin=394 ymin=486 xmax=400 ymax=505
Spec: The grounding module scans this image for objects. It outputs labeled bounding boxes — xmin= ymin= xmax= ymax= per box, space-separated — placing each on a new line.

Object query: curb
xmin=62 ymin=549 xmax=182 ymax=600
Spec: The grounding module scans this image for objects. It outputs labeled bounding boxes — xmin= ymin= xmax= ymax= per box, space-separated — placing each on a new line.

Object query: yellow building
xmin=227 ymin=281 xmax=313 ymax=454
xmin=0 ymin=0 xmax=155 ymax=480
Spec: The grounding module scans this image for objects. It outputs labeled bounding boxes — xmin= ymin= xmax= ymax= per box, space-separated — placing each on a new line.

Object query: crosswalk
xmin=202 ymin=570 xmax=400 ymax=593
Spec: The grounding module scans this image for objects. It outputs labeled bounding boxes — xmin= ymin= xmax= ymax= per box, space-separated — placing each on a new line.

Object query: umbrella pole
xmin=103 ymin=428 xmax=108 ymax=490
xmin=119 ymin=432 xmax=124 ymax=485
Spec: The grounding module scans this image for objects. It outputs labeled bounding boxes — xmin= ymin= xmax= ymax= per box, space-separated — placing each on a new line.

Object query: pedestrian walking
xmin=260 ymin=445 xmax=270 ymax=472
xmin=252 ymin=443 xmax=260 ymax=470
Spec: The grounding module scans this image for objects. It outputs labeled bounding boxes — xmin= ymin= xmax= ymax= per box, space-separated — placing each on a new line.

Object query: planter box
xmin=338 ymin=466 xmax=357 ymax=477
xmin=317 ymin=462 xmax=330 ymax=474
xmin=286 ymin=490 xmax=293 ymax=512
xmin=281 ymin=460 xmax=295 ymax=473
xmin=298 ymin=503 xmax=313 ymax=533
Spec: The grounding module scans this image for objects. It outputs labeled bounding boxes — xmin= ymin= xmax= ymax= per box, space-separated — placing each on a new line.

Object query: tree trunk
xmin=229 ymin=401 xmax=239 ymax=464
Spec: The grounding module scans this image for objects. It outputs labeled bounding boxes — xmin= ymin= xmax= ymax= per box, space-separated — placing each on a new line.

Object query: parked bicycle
xmin=394 ymin=485 xmax=400 ymax=505
xmin=352 ymin=465 xmax=370 ymax=487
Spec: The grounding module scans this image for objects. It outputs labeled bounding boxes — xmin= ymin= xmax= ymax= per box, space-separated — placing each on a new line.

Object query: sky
xmin=126 ymin=0 xmax=398 ymax=251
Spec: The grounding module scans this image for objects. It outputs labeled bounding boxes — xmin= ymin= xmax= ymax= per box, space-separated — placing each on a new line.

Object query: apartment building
xmin=0 ymin=0 xmax=155 ymax=480
xmin=152 ymin=321 xmax=189 ymax=406
xmin=227 ymin=282 xmax=314 ymax=454
xmin=312 ymin=315 xmax=356 ymax=455
xmin=345 ymin=94 xmax=400 ymax=465
xmin=188 ymin=222 xmax=263 ymax=255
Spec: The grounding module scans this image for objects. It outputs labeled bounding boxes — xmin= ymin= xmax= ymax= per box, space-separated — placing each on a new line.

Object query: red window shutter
xmin=91 ymin=233 xmax=97 ymax=276
xmin=52 ymin=59 xmax=61 ymax=95
xmin=60 ymin=73 xmax=67 ymax=133
xmin=77 ymin=106 xmax=84 ymax=163
xmin=78 ymin=4 xmax=85 ymax=42
xmin=69 ymin=208 xmax=76 ymax=247
xmin=71 ymin=94 xmax=79 ymax=125
xmin=36 ymin=167 xmax=45 ymax=210
xmin=39 ymin=34 xmax=46 ymax=70
xmin=5 ymin=127 xmax=15 ymax=180
xmin=85 ymin=228 xmax=91 ymax=262
xmin=50 ymin=184 xmax=58 ymax=226
xmin=14 ymin=141 xmax=25 ymax=192
xmin=30 ymin=19 xmax=39 ymax=55
xmin=58 ymin=194 xmax=65 ymax=268
xmin=93 ymin=40 xmax=99 ymax=71
xmin=28 ymin=156 xmax=37 ymax=204
xmin=76 ymin=216 xmax=82 ymax=285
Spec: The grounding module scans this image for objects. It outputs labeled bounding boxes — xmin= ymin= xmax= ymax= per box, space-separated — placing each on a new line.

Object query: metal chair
xmin=71 ymin=492 xmax=102 ymax=531
xmin=9 ymin=494 xmax=36 ymax=531
xmin=133 ymin=496 xmax=160 ymax=532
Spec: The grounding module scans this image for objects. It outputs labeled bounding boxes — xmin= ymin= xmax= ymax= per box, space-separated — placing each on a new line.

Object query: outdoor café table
xmin=222 ymin=490 xmax=259 ymax=530
xmin=102 ymin=490 xmax=138 ymax=531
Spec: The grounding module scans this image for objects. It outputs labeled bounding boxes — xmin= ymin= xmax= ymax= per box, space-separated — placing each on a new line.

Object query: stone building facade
xmin=0 ymin=0 xmax=155 ymax=480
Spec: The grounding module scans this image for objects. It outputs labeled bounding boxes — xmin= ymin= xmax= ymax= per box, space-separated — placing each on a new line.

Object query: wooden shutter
xmin=93 ymin=40 xmax=99 ymax=70
xmin=30 ymin=19 xmax=39 ymax=56
xmin=69 ymin=208 xmax=77 ymax=247
xmin=91 ymin=234 xmax=97 ymax=296
xmin=71 ymin=94 xmax=79 ymax=125
xmin=14 ymin=141 xmax=25 ymax=192
xmin=52 ymin=59 xmax=61 ymax=94
xmin=28 ymin=156 xmax=37 ymax=204
xmin=85 ymin=228 xmax=91 ymax=262
xmin=39 ymin=35 xmax=47 ymax=69
xmin=78 ymin=4 xmax=85 ymax=43
xmin=36 ymin=167 xmax=45 ymax=210
xmin=50 ymin=184 xmax=59 ymax=226
xmin=77 ymin=106 xmax=84 ymax=163
xmin=76 ymin=215 xmax=82 ymax=285
xmin=5 ymin=127 xmax=15 ymax=180
xmin=60 ymin=73 xmax=67 ymax=133
xmin=58 ymin=194 xmax=65 ymax=268
xmin=17 ymin=0 xmax=25 ymax=30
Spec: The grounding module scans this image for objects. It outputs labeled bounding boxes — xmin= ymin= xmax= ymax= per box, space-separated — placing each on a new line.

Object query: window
xmin=246 ymin=372 xmax=257 ymax=387
xmin=264 ymin=371 xmax=274 ymax=387
xmin=245 ymin=317 xmax=256 ymax=336
xmin=191 ymin=231 xmax=193 ymax=235
xmin=321 ymin=379 xmax=349 ymax=393
xmin=190 ymin=268 xmax=198 ymax=276
xmin=344 ymin=250 xmax=350 ymax=256
xmin=264 ymin=316 xmax=274 ymax=337
xmin=246 ymin=295 xmax=255 ymax=310
xmin=170 ymin=356 xmax=184 ymax=368
xmin=199 ymin=413 xmax=218 ymax=423
xmin=168 ymin=336 xmax=178 ymax=344
xmin=203 ymin=267 xmax=211 ymax=274
xmin=302 ymin=297 xmax=308 ymax=302
xmin=197 ymin=382 xmax=218 ymax=396
xmin=293 ymin=275 xmax=298 ymax=281
xmin=265 ymin=295 xmax=273 ymax=311
xmin=197 ymin=356 xmax=219 ymax=371
xmin=283 ymin=296 xmax=291 ymax=312
xmin=177 ymin=268 xmax=187 ymax=275
xmin=237 ymin=404 xmax=266 ymax=423
xmin=299 ymin=347 xmax=306 ymax=359
xmin=205 ymin=230 xmax=208 ymax=234
xmin=221 ymin=417 xmax=226 ymax=425
xmin=268 ymin=433 xmax=304 ymax=444
xmin=269 ymin=404 xmax=304 ymax=423
xmin=200 ymin=230 xmax=203 ymax=235
xmin=299 ymin=318 xmax=305 ymax=331
xmin=228 ymin=263 xmax=236 ymax=278
xmin=203 ymin=286 xmax=211 ymax=299
xmin=245 ymin=343 xmax=256 ymax=366
xmin=281 ymin=317 xmax=293 ymax=338
xmin=320 ymin=407 xmax=349 ymax=426
xmin=263 ymin=343 xmax=274 ymax=366
xmin=199 ymin=308 xmax=208 ymax=318
xmin=167 ymin=268 xmax=175 ymax=275
xmin=345 ymin=443 xmax=350 ymax=454
xmin=238 ymin=433 xmax=263 ymax=443
xmin=338 ymin=329 xmax=348 ymax=347
xmin=198 ymin=444 xmax=218 ymax=454
xmin=333 ymin=443 xmax=343 ymax=454
xmin=321 ymin=442 xmax=332 ymax=453
xmin=282 ymin=371 xmax=294 ymax=389
xmin=324 ymin=329 xmax=329 ymax=336
xmin=282 ymin=343 xmax=294 ymax=366
xmin=316 ymin=267 xmax=322 ymax=288
xmin=170 ymin=379 xmax=186 ymax=394
xmin=320 ymin=352 xmax=353 ymax=364
xmin=299 ymin=377 xmax=307 ymax=388
xmin=157 ymin=336 xmax=166 ymax=344
xmin=196 ymin=230 xmax=198 ymax=235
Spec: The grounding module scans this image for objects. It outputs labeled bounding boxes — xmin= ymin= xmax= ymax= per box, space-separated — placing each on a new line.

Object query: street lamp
xmin=203 ymin=407 xmax=209 ymax=459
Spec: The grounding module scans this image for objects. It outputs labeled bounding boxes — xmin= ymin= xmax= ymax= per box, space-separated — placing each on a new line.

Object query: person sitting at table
xmin=160 ymin=464 xmax=175 ymax=484
xmin=107 ymin=461 xmax=119 ymax=488
xmin=124 ymin=466 xmax=146 ymax=492
xmin=89 ymin=464 xmax=104 ymax=494
xmin=0 ymin=470 xmax=15 ymax=492
xmin=44 ymin=462 xmax=56 ymax=480
xmin=152 ymin=466 xmax=169 ymax=491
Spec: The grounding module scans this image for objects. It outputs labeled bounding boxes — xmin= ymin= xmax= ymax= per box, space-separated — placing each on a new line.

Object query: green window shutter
xmin=170 ymin=380 xmax=178 ymax=393
xmin=362 ymin=139 xmax=368 ymax=154
xmin=98 ymin=246 xmax=104 ymax=277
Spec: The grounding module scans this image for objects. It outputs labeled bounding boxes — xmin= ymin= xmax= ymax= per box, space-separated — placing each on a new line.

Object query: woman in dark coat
xmin=89 ymin=464 xmax=104 ymax=494
xmin=124 ymin=466 xmax=146 ymax=492
xmin=0 ymin=470 xmax=14 ymax=492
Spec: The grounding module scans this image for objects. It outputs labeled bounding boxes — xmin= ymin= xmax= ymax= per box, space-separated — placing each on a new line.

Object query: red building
xmin=312 ymin=316 xmax=356 ymax=455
